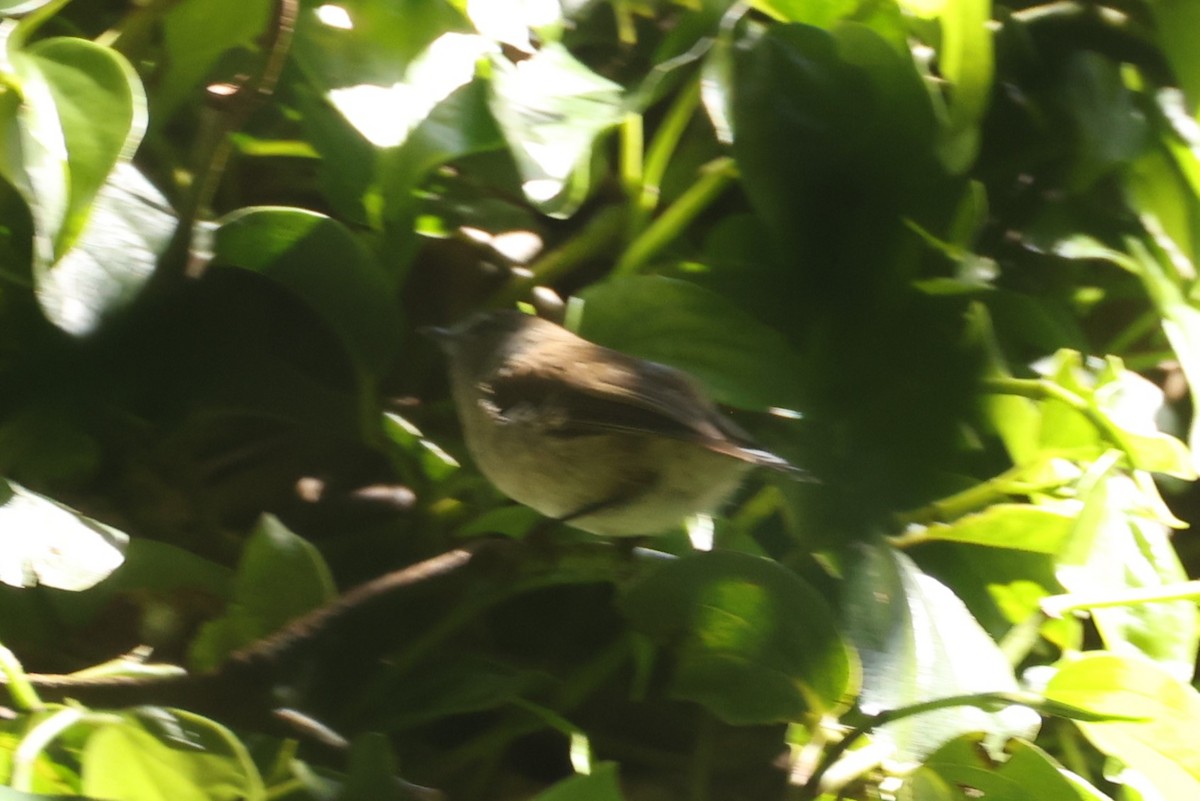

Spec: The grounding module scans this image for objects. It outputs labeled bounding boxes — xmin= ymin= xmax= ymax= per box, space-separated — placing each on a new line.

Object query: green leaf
xmin=1058 ymin=53 xmax=1147 ymax=191
xmin=487 ymin=42 xmax=624 ymax=217
xmin=19 ymin=37 xmax=146 ymax=259
xmin=897 ymin=766 xmax=960 ymax=801
xmin=906 ymin=736 xmax=1091 ymax=801
xmin=188 ymin=514 xmax=335 ymax=671
xmin=338 ymin=733 xmax=443 ymax=801
xmin=531 ymin=763 xmax=623 ymax=801
xmin=370 ymin=656 xmax=538 ymax=728
xmin=1149 ymin=0 xmax=1200 ymax=115
xmin=158 ymin=0 xmax=272 ymax=119
xmin=213 ymin=207 xmax=402 ymax=376
xmin=1033 ymin=350 xmax=1196 ymax=479
xmin=377 ymin=78 xmax=505 ymax=231
xmin=1126 ymin=234 xmax=1200 ymax=475
xmin=733 ymin=22 xmax=940 ymax=256
xmin=902 ymin=0 xmax=993 ymax=172
xmin=574 ymin=276 xmax=806 ymax=411
xmin=324 ymin=33 xmax=495 ymax=148
xmin=0 ymin=478 xmax=128 ymax=591
xmin=80 ymin=714 xmax=264 ymax=801
xmin=1056 ymin=474 xmax=1199 ymax=680
xmin=465 ymin=0 xmax=564 ymax=49
xmin=293 ymin=0 xmax=470 ymax=90
xmin=923 ymin=504 xmax=1078 ymax=554
xmin=2 ymin=34 xmax=146 ymax=282
xmin=35 ymin=163 xmax=174 ymax=335
xmin=383 ymin=412 xmax=461 ymax=481
xmin=0 ymin=789 xmax=102 ymax=801
xmin=1045 ymin=653 xmax=1200 ymax=800
xmin=749 ymin=0 xmax=860 ymax=28
xmin=0 ymin=0 xmax=60 ymax=13
xmin=843 ymin=546 xmax=1036 ymax=761
xmin=618 ymin=550 xmax=856 ymax=724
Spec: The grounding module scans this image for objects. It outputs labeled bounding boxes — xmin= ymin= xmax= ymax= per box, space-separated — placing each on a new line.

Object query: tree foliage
xmin=0 ymin=0 xmax=1198 ymax=799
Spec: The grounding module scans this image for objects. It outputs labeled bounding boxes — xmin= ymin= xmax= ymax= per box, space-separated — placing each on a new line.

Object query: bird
xmin=427 ymin=309 xmax=803 ymax=537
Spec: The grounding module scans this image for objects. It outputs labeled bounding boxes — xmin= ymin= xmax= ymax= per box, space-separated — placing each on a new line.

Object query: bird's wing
xmin=485 ymin=348 xmax=795 ymax=471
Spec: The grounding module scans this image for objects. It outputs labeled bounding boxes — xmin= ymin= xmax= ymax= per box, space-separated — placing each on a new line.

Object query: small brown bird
xmin=427 ymin=310 xmax=802 ymax=537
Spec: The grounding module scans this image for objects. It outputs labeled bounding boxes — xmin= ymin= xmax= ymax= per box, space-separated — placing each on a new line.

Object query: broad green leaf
xmin=0 ymin=789 xmax=99 ymax=801
xmin=213 ymin=207 xmax=402 ymax=375
xmin=339 ymin=733 xmax=443 ymax=801
xmin=0 ymin=0 xmax=59 ymax=12
xmin=913 ymin=541 xmax=1065 ymax=643
xmin=1057 ymin=474 xmax=1199 ymax=679
xmin=466 ymin=0 xmax=564 ymax=50
xmin=1045 ymin=653 xmax=1200 ymax=801
xmin=1148 ymin=0 xmax=1200 ymax=115
xmin=189 ymin=515 xmax=334 ymax=671
xmin=293 ymin=84 xmax=377 ymax=225
xmin=923 ymin=504 xmax=1078 ymax=554
xmin=22 ymin=38 xmax=145 ymax=254
xmin=574 ymin=276 xmax=806 ymax=411
xmin=1127 ymin=230 xmax=1200 ymax=474
xmin=906 ymin=736 xmax=1090 ymax=801
xmin=1034 ymin=350 xmax=1195 ymax=479
xmin=326 ymin=33 xmax=495 ymax=148
xmin=910 ymin=0 xmax=993 ymax=172
xmin=897 ymin=767 xmax=959 ymax=801
xmin=1126 ymin=149 xmax=1199 ymax=272
xmin=293 ymin=0 xmax=470 ymax=90
xmin=81 ymin=715 xmax=263 ymax=801
xmin=843 ymin=546 xmax=1037 ymax=761
xmin=749 ymin=0 xmax=860 ymax=27
xmin=1059 ymin=53 xmax=1148 ymax=191
xmin=487 ymin=42 xmax=624 ymax=216
xmin=158 ymin=0 xmax=271 ymax=119
xmin=5 ymin=44 xmax=68 ymax=269
xmin=532 ymin=763 xmax=622 ymax=801
xmin=619 ymin=550 xmax=856 ymax=724
xmin=0 ymin=478 xmax=127 ymax=591
xmin=732 ymin=22 xmax=944 ymax=282
xmin=36 ymin=163 xmax=174 ymax=335
xmin=376 ymin=78 xmax=505 ymax=255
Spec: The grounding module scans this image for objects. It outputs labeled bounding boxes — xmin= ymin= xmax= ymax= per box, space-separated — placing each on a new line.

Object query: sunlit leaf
xmin=488 ymin=42 xmax=624 ymax=216
xmin=326 ymin=33 xmax=495 ymax=148
xmin=1057 ymin=475 xmax=1199 ymax=681
xmin=921 ymin=504 xmax=1078 ymax=554
xmin=466 ymin=0 xmax=562 ymax=51
xmin=36 ymin=163 xmax=174 ymax=334
xmin=905 ymin=736 xmax=1091 ymax=801
xmin=20 ymin=38 xmax=146 ymax=257
xmin=0 ymin=478 xmax=127 ymax=591
xmin=1045 ymin=653 xmax=1200 ymax=801
xmin=843 ymin=545 xmax=1037 ymax=761
xmin=81 ymin=713 xmax=264 ymax=801
xmin=748 ymin=0 xmax=859 ymax=27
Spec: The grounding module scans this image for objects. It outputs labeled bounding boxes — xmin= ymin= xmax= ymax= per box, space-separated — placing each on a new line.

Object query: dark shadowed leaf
xmin=575 ymin=276 xmax=805 ymax=411
xmin=619 ymin=550 xmax=856 ymax=724
xmin=213 ymin=207 xmax=402 ymax=375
